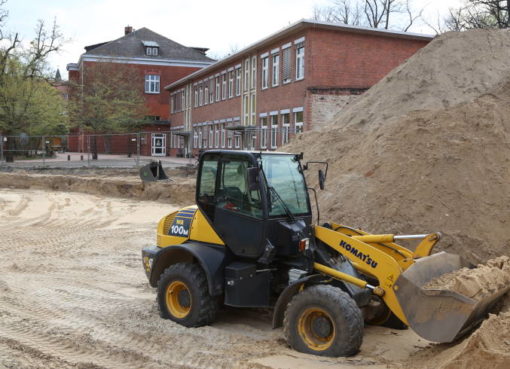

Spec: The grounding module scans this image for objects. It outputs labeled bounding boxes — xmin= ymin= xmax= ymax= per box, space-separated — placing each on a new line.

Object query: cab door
xmin=196 ymin=153 xmax=266 ymax=259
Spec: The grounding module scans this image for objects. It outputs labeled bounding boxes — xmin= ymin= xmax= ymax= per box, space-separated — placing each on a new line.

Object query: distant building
xmin=166 ymin=20 xmax=433 ymax=157
xmin=66 ymin=26 xmax=214 ymax=156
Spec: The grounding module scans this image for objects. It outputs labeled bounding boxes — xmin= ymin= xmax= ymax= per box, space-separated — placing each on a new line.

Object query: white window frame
xmin=209 ymin=79 xmax=214 ymax=103
xmin=204 ymin=85 xmax=209 ymax=105
xmin=215 ymin=77 xmax=220 ymax=102
xmin=228 ymin=71 xmax=234 ymax=98
xmin=250 ymin=94 xmax=256 ymax=125
xmin=199 ymin=85 xmax=203 ymax=106
xmin=244 ymin=59 xmax=250 ymax=92
xmin=222 ymin=73 xmax=227 ymax=100
xmin=209 ymin=127 xmax=214 ymax=148
xmin=296 ymin=44 xmax=305 ymax=80
xmin=234 ymin=134 xmax=241 ymax=148
xmin=270 ymin=114 xmax=278 ymax=149
xmin=260 ymin=117 xmax=268 ymax=149
xmin=194 ymin=88 xmax=198 ymax=107
xmin=281 ymin=113 xmax=290 ymax=145
xmin=294 ymin=110 xmax=304 ymax=134
xmin=144 ymin=74 xmax=160 ymax=94
xmin=235 ymin=68 xmax=241 ymax=96
xmin=221 ymin=124 xmax=226 ymax=148
xmin=227 ymin=131 xmax=233 ymax=148
xmin=272 ymin=54 xmax=279 ymax=87
xmin=282 ymin=47 xmax=292 ymax=84
xmin=251 ymin=56 xmax=257 ymax=90
xmin=243 ymin=95 xmax=249 ymax=124
xmin=261 ymin=57 xmax=269 ymax=89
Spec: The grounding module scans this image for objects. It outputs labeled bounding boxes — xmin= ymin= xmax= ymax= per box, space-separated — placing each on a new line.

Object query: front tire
xmin=157 ymin=262 xmax=217 ymax=327
xmin=283 ymin=285 xmax=363 ymax=357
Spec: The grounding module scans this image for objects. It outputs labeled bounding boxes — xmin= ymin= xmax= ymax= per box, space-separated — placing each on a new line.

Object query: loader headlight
xmin=298 ymin=238 xmax=310 ymax=252
xmin=143 ymin=256 xmax=153 ymax=273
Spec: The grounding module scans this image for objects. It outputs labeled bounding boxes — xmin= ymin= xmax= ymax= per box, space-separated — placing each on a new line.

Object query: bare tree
xmin=313 ymin=0 xmax=423 ymax=31
xmin=445 ymin=0 xmax=510 ymax=30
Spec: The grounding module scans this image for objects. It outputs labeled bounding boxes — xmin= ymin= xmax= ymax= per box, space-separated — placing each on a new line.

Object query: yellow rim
xmin=166 ymin=280 xmax=191 ymax=319
xmin=298 ymin=307 xmax=336 ymax=351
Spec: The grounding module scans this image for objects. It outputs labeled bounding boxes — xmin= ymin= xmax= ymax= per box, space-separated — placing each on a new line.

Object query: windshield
xmin=261 ymin=154 xmax=310 ymax=217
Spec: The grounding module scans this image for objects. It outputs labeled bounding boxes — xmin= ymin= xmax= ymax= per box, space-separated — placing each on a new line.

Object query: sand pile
xmin=286 ymin=29 xmax=510 ymax=263
xmin=424 ymin=256 xmax=510 ymax=300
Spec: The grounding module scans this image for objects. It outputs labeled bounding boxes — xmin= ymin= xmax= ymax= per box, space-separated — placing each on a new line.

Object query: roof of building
xmin=165 ymin=19 xmax=434 ymax=91
xmin=82 ymin=27 xmax=214 ymax=63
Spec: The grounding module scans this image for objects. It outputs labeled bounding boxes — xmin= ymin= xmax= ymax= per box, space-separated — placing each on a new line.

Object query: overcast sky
xmin=3 ymin=0 xmax=462 ymax=78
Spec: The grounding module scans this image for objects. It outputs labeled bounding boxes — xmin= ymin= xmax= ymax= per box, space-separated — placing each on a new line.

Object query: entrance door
xmin=151 ymin=133 xmax=166 ymax=156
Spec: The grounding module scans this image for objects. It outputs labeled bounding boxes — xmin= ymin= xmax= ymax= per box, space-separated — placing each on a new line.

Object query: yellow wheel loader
xmin=141 ymin=150 xmax=508 ymax=357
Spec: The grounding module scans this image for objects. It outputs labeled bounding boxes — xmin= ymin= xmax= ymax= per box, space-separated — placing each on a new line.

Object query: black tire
xmin=283 ymin=285 xmax=363 ymax=357
xmin=157 ymin=262 xmax=218 ymax=327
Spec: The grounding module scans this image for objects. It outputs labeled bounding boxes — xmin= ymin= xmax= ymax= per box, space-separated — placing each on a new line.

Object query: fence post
xmin=42 ymin=135 xmax=46 ymax=166
xmin=136 ymin=132 xmax=141 ymax=167
xmin=87 ymin=135 xmax=90 ymax=167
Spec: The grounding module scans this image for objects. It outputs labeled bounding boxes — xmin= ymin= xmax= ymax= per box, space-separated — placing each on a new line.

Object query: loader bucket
xmin=139 ymin=161 xmax=169 ymax=182
xmin=393 ymin=252 xmax=509 ymax=343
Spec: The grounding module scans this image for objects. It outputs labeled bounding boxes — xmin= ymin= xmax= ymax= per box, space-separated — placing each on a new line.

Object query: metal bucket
xmin=394 ymin=252 xmax=509 ymax=342
xmin=139 ymin=161 xmax=169 ymax=182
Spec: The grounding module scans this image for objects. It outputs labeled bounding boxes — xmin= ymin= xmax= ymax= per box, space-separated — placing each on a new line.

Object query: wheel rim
xmin=298 ymin=307 xmax=336 ymax=351
xmin=166 ymin=280 xmax=191 ymax=319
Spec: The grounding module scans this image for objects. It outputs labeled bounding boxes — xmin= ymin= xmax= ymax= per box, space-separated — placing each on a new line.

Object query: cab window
xmin=217 ymin=159 xmax=263 ymax=218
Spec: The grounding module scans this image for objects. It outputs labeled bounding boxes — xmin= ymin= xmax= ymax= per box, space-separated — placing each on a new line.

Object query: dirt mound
xmin=286 ymin=29 xmax=510 ymax=264
xmin=0 ymin=172 xmax=195 ymax=206
xmin=424 ymin=256 xmax=510 ymax=299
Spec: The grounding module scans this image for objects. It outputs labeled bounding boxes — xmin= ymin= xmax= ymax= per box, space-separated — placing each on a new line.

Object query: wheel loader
xmin=141 ymin=150 xmax=509 ymax=357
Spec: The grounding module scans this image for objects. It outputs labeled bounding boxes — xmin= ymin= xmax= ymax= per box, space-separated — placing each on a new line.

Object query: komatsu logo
xmin=339 ymin=240 xmax=378 ymax=269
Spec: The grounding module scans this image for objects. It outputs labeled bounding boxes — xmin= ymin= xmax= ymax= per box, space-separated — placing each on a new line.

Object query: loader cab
xmin=196 ymin=150 xmax=313 ymax=260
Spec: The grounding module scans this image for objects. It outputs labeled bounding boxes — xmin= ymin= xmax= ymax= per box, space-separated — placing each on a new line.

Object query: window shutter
xmin=283 ymin=48 xmax=291 ymax=82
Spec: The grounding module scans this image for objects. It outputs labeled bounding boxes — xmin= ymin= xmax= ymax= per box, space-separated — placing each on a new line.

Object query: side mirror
xmin=318 ymin=169 xmax=326 ymax=190
xmin=247 ymin=167 xmax=261 ymax=191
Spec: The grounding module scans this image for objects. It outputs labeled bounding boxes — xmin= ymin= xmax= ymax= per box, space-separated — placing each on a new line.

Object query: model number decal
xmin=339 ymin=240 xmax=378 ymax=269
xmin=169 ymin=216 xmax=191 ymax=237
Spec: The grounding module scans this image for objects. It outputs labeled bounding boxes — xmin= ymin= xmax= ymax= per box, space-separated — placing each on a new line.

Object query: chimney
xmin=125 ymin=26 xmax=133 ymax=35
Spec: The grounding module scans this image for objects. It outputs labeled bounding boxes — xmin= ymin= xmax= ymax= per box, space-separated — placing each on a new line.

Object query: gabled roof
xmin=84 ymin=27 xmax=214 ymax=63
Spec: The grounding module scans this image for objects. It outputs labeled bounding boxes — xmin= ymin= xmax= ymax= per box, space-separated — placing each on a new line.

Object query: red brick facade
xmin=166 ymin=21 xmax=432 ymax=157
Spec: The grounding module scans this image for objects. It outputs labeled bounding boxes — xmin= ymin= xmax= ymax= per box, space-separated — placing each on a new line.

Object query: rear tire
xmin=283 ymin=285 xmax=363 ymax=357
xmin=157 ymin=262 xmax=217 ymax=327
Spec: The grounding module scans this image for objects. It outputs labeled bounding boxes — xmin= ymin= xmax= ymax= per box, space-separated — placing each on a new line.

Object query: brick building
xmin=166 ymin=20 xmax=433 ymax=157
xmin=66 ymin=26 xmax=214 ymax=156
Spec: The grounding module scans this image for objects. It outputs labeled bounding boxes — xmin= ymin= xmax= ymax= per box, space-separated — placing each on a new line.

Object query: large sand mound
xmin=286 ymin=29 xmax=510 ymax=264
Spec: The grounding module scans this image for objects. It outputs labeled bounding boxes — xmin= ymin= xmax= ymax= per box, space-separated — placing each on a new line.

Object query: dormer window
xmin=142 ymin=41 xmax=159 ymax=56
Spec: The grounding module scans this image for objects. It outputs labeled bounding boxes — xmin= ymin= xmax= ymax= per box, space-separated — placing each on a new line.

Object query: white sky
xmin=3 ymin=0 xmax=463 ymax=78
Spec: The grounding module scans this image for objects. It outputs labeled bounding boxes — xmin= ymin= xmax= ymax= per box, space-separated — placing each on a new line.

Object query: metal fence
xmin=0 ymin=127 xmax=301 ymax=169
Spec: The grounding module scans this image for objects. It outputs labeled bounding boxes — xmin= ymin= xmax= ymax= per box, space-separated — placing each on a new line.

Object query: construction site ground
xmin=0 ymin=171 xmax=508 ymax=369
xmin=0 ymin=173 xmax=429 ymax=369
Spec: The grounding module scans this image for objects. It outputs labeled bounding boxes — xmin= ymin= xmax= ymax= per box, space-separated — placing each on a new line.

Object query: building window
xmin=235 ymin=68 xmax=241 ymax=96
xmin=227 ymin=130 xmax=233 ymax=148
xmin=221 ymin=124 xmax=226 ymax=148
xmin=222 ymin=74 xmax=227 ymax=100
xmin=145 ymin=74 xmax=160 ymax=94
xmin=296 ymin=44 xmax=305 ymax=80
xmin=251 ymin=56 xmax=256 ymax=90
xmin=193 ymin=130 xmax=198 ymax=148
xmin=250 ymin=94 xmax=256 ymax=125
xmin=199 ymin=85 xmax=203 ymax=106
xmin=202 ymin=128 xmax=208 ymax=148
xmin=271 ymin=114 xmax=278 ymax=149
xmin=261 ymin=57 xmax=269 ymax=89
xmin=194 ymin=88 xmax=198 ymax=107
xmin=198 ymin=130 xmax=202 ymax=148
xmin=260 ymin=117 xmax=268 ymax=149
xmin=244 ymin=59 xmax=250 ymax=92
xmin=243 ymin=95 xmax=249 ymax=124
xmin=209 ymin=79 xmax=214 ymax=103
xmin=234 ymin=134 xmax=241 ymax=148
xmin=204 ymin=85 xmax=209 ymax=105
xmin=215 ymin=77 xmax=220 ymax=102
xmin=209 ymin=127 xmax=214 ymax=148
xmin=281 ymin=113 xmax=290 ymax=145
xmin=181 ymin=92 xmax=186 ymax=110
xmin=282 ymin=48 xmax=291 ymax=83
xmin=214 ymin=125 xmax=220 ymax=148
xmin=294 ymin=111 xmax=304 ymax=134
xmin=146 ymin=47 xmax=159 ymax=56
xmin=272 ymin=54 xmax=280 ymax=86
xmin=228 ymin=71 xmax=234 ymax=98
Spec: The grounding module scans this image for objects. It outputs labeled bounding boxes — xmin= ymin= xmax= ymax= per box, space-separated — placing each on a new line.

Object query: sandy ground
xmin=0 ymin=188 xmax=431 ymax=369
